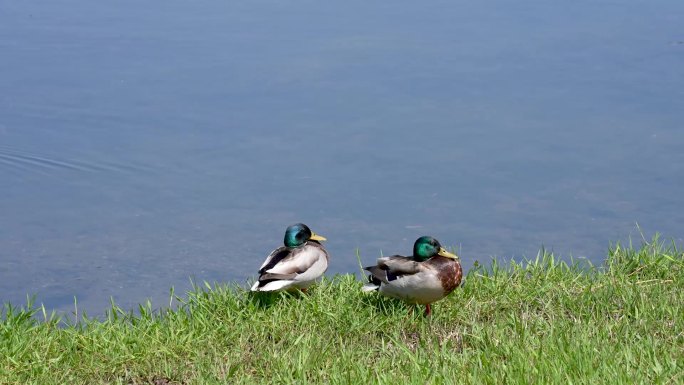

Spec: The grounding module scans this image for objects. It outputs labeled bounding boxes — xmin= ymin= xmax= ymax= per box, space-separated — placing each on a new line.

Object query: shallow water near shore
xmin=1 ymin=0 xmax=683 ymax=315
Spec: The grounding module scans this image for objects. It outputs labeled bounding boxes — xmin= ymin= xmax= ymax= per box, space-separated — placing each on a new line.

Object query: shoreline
xmin=2 ymin=238 xmax=682 ymax=384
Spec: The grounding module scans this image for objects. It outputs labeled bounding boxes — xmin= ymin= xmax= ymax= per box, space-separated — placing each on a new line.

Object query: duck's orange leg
xmin=424 ymin=303 xmax=432 ymax=316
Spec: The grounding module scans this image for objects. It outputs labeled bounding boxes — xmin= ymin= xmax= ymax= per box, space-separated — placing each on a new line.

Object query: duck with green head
xmin=362 ymin=236 xmax=462 ymax=315
xmin=251 ymin=223 xmax=329 ymax=292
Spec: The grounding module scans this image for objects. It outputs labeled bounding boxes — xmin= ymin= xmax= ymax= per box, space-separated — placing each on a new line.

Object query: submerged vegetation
xmin=1 ymin=237 xmax=683 ymax=384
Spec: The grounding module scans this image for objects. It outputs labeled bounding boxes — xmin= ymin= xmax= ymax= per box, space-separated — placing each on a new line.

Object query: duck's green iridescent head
xmin=413 ymin=236 xmax=458 ymax=261
xmin=284 ymin=223 xmax=327 ymax=248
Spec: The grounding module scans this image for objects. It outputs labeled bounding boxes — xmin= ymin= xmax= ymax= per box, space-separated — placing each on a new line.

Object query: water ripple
xmin=0 ymin=146 xmax=152 ymax=176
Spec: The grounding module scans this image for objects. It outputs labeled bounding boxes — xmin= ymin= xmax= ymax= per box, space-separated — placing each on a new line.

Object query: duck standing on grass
xmin=362 ymin=236 xmax=462 ymax=316
xmin=251 ymin=223 xmax=329 ymax=292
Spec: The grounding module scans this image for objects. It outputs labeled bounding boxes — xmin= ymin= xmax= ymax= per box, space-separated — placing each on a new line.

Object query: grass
xmin=1 ymin=237 xmax=683 ymax=384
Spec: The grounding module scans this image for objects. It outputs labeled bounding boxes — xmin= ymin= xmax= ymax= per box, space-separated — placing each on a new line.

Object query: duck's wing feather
xmin=257 ymin=272 xmax=298 ymax=281
xmin=260 ymin=243 xmax=326 ymax=276
xmin=364 ymin=255 xmax=425 ymax=284
xmin=258 ymin=247 xmax=292 ymax=273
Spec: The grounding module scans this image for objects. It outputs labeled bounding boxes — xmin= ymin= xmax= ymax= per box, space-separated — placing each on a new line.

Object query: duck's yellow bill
xmin=310 ymin=232 xmax=327 ymax=241
xmin=438 ymin=247 xmax=458 ymax=259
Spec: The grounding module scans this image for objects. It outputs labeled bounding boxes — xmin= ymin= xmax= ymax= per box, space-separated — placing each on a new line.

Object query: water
xmin=1 ymin=0 xmax=682 ymax=315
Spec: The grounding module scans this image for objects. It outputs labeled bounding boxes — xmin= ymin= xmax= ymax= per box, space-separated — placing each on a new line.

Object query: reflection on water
xmin=1 ymin=0 xmax=683 ymax=315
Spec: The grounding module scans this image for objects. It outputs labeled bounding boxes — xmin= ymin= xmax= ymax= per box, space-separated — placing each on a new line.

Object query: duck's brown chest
xmin=434 ymin=257 xmax=463 ymax=294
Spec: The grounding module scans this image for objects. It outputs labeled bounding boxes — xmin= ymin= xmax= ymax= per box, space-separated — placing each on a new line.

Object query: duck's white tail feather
xmin=251 ymin=280 xmax=296 ymax=292
xmin=362 ymin=283 xmax=380 ymax=292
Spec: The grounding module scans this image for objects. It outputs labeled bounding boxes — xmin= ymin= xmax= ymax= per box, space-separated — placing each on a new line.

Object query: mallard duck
xmin=251 ymin=223 xmax=329 ymax=292
xmin=362 ymin=236 xmax=462 ymax=315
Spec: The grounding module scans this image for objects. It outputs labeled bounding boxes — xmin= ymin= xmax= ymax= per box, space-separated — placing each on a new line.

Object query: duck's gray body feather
xmin=251 ymin=241 xmax=329 ymax=291
xmin=363 ymin=255 xmax=461 ymax=305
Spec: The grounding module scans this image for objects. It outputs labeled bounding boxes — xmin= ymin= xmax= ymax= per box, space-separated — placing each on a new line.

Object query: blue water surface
xmin=1 ymin=0 xmax=683 ymax=315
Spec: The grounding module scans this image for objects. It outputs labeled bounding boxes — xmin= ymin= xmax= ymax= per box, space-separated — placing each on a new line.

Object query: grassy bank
xmin=2 ymin=238 xmax=683 ymax=384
